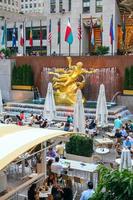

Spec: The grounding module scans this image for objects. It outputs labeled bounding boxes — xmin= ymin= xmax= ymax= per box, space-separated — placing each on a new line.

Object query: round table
xmin=95 ymin=148 xmax=109 ymax=162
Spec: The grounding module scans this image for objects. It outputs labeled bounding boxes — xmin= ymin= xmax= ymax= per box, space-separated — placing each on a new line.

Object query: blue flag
xmin=1 ymin=21 xmax=7 ymax=46
xmin=12 ymin=25 xmax=16 ymax=47
xmin=109 ymin=15 xmax=114 ymax=45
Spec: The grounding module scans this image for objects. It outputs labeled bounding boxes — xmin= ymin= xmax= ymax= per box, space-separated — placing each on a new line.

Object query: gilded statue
xmin=49 ymin=57 xmax=96 ymax=105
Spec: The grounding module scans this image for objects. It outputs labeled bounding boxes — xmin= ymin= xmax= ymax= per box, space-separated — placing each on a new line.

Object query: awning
xmin=0 ymin=124 xmax=70 ymax=171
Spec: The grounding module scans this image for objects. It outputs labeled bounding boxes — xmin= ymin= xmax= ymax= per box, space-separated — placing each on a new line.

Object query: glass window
xmin=30 ymin=3 xmax=32 ymax=8
xmin=50 ymin=0 xmax=56 ymax=13
xmin=26 ymin=26 xmax=47 ymax=40
xmin=25 ymin=4 xmax=28 ymax=8
xmin=83 ymin=0 xmax=90 ymax=13
xmin=96 ymin=0 xmax=102 ymax=13
xmin=34 ymin=3 xmax=36 ymax=7
xmin=68 ymin=0 xmax=71 ymax=11
xmin=7 ymin=28 xmax=18 ymax=41
xmin=21 ymin=5 xmax=23 ymax=9
xmin=59 ymin=0 xmax=63 ymax=13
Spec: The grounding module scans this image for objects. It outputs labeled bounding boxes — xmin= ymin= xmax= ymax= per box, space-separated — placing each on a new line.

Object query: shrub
xmin=11 ymin=64 xmax=34 ymax=86
xmin=95 ymin=46 xmax=109 ymax=55
xmin=66 ymin=135 xmax=93 ymax=157
xmin=90 ymin=165 xmax=133 ymax=200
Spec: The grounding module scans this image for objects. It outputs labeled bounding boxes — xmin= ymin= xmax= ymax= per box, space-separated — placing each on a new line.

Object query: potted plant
xmin=12 ymin=64 xmax=34 ymax=90
xmin=123 ymin=66 xmax=133 ymax=95
xmin=65 ymin=135 xmax=93 ymax=162
xmin=90 ymin=165 xmax=133 ymax=200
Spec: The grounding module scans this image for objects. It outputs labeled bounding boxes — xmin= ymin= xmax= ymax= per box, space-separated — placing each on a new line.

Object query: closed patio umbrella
xmin=43 ymin=82 xmax=56 ymax=121
xmin=96 ymin=84 xmax=108 ymax=127
xmin=119 ymin=148 xmax=132 ymax=171
xmin=0 ymin=89 xmax=3 ymax=114
xmin=73 ymin=89 xmax=85 ymax=133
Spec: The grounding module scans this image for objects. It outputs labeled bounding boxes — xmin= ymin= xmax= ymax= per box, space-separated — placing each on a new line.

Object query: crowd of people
xmin=113 ymin=116 xmax=133 ymax=156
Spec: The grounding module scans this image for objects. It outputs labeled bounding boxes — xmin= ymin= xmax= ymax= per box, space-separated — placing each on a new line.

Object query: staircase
xmin=4 ymin=102 xmax=131 ymax=124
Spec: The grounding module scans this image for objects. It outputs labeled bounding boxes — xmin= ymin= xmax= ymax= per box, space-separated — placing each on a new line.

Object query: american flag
xmin=48 ymin=19 xmax=52 ymax=43
xmin=78 ymin=15 xmax=82 ymax=40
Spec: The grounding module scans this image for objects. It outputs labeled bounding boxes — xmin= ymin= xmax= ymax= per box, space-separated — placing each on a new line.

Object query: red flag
xmin=20 ymin=24 xmax=24 ymax=46
xmin=29 ymin=24 xmax=33 ymax=47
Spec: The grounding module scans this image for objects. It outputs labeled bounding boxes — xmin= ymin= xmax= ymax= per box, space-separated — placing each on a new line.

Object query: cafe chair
xmin=73 ymin=176 xmax=85 ymax=193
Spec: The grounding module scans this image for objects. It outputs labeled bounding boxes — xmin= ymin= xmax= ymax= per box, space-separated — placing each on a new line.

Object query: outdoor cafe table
xmin=47 ymin=157 xmax=98 ymax=182
xmin=94 ymin=138 xmax=114 ymax=146
xmin=115 ymin=158 xmax=133 ymax=166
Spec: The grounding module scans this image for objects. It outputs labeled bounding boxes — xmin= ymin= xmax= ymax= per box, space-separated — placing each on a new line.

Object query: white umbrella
xmin=0 ymin=89 xmax=3 ymax=114
xmin=96 ymin=84 xmax=108 ymax=127
xmin=119 ymin=148 xmax=132 ymax=171
xmin=73 ymin=89 xmax=85 ymax=133
xmin=43 ymin=82 xmax=56 ymax=121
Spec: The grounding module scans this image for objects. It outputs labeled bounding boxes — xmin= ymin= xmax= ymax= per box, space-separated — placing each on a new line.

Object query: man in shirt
xmin=80 ymin=181 xmax=95 ymax=200
xmin=56 ymin=141 xmax=64 ymax=158
xmin=123 ymin=136 xmax=132 ymax=150
xmin=51 ymin=156 xmax=63 ymax=175
xmin=114 ymin=116 xmax=123 ymax=130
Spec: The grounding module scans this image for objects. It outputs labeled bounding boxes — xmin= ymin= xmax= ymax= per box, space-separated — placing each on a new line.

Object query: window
xmin=26 ymin=26 xmax=47 ymax=40
xmin=25 ymin=4 xmax=28 ymax=8
xmin=83 ymin=0 xmax=90 ymax=13
xmin=96 ymin=0 xmax=102 ymax=13
xmin=50 ymin=0 xmax=56 ymax=13
xmin=7 ymin=28 xmax=18 ymax=41
xmin=34 ymin=3 xmax=36 ymax=7
xmin=21 ymin=4 xmax=23 ymax=9
xmin=68 ymin=0 xmax=71 ymax=11
xmin=59 ymin=0 xmax=63 ymax=12
xmin=4 ymin=0 xmax=7 ymax=3
xmin=30 ymin=3 xmax=32 ymax=8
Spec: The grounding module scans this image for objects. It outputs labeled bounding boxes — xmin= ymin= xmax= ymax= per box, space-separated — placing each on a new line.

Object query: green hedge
xmin=12 ymin=64 xmax=34 ymax=86
xmin=66 ymin=135 xmax=93 ymax=157
xmin=124 ymin=66 xmax=133 ymax=90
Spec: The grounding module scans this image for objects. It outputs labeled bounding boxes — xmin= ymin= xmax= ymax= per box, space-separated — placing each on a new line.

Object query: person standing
xmin=114 ymin=116 xmax=123 ymax=130
xmin=80 ymin=181 xmax=94 ymax=200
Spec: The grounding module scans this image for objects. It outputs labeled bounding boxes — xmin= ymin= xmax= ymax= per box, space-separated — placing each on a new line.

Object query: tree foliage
xmin=90 ymin=165 xmax=133 ymax=200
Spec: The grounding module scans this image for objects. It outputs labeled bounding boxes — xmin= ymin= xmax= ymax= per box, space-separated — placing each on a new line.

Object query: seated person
xmin=47 ymin=159 xmax=54 ymax=175
xmin=20 ymin=111 xmax=25 ymax=121
xmin=62 ymin=179 xmax=73 ymax=200
xmin=67 ymin=115 xmax=73 ymax=123
xmin=51 ymin=156 xmax=63 ymax=175
xmin=64 ymin=121 xmax=70 ymax=131
xmin=51 ymin=181 xmax=63 ymax=200
xmin=16 ymin=115 xmax=23 ymax=126
xmin=28 ymin=183 xmax=37 ymax=200
xmin=80 ymin=181 xmax=95 ymax=200
xmin=44 ymin=172 xmax=57 ymax=187
xmin=120 ymin=126 xmax=128 ymax=139
xmin=40 ymin=119 xmax=48 ymax=128
xmin=56 ymin=142 xmax=64 ymax=158
xmin=123 ymin=136 xmax=132 ymax=150
xmin=47 ymin=147 xmax=57 ymax=158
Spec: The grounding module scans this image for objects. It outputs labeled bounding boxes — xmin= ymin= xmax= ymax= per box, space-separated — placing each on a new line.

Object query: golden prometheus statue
xmin=49 ymin=57 xmax=96 ymax=105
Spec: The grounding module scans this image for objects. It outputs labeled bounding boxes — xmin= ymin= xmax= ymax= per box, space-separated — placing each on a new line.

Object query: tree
xmin=124 ymin=68 xmax=130 ymax=90
xmin=90 ymin=165 xmax=133 ymax=200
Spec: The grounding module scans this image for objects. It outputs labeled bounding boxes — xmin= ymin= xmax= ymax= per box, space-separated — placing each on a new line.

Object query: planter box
xmin=65 ymin=153 xmax=93 ymax=163
xmin=123 ymin=90 xmax=133 ymax=95
xmin=12 ymin=85 xmax=33 ymax=91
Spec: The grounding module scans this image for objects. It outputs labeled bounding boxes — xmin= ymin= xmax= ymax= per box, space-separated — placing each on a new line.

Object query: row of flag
xmin=0 ymin=15 xmax=126 ymax=50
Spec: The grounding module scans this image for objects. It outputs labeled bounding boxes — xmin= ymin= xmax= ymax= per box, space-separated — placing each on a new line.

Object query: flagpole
xmin=111 ymin=14 xmax=114 ymax=56
xmin=79 ymin=14 xmax=81 ymax=56
xmin=40 ymin=19 xmax=42 ymax=55
xmin=59 ymin=18 xmax=61 ymax=56
xmin=23 ymin=21 xmax=25 ymax=55
xmin=5 ymin=20 xmax=7 ymax=49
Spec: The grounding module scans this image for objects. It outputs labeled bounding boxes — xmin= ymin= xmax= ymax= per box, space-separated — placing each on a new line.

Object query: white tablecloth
xmin=95 ymin=148 xmax=109 ymax=154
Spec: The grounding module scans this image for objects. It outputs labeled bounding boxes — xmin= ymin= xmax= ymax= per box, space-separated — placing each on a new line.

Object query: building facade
xmin=0 ymin=0 xmax=20 ymax=12
xmin=0 ymin=0 xmax=122 ymax=55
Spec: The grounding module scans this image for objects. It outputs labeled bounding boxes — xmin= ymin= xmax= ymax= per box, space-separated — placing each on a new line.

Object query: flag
xmin=1 ymin=21 xmax=7 ymax=46
xmin=20 ymin=24 xmax=24 ymax=46
xmin=91 ymin=27 xmax=95 ymax=46
xmin=12 ymin=24 xmax=16 ymax=47
xmin=109 ymin=15 xmax=114 ymax=45
xmin=122 ymin=15 xmax=126 ymax=44
xmin=78 ymin=15 xmax=82 ymax=40
xmin=90 ymin=17 xmax=94 ymax=46
xmin=48 ymin=19 xmax=52 ymax=44
xmin=57 ymin=19 xmax=61 ymax=44
xmin=100 ymin=15 xmax=103 ymax=42
xmin=29 ymin=23 xmax=33 ymax=47
xmin=65 ymin=19 xmax=73 ymax=45
xmin=40 ymin=20 xmax=43 ymax=48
